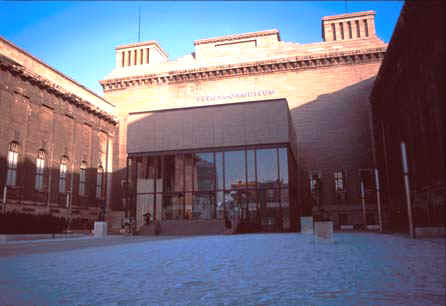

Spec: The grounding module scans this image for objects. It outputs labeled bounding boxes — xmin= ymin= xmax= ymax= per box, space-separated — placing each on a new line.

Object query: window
xmin=96 ymin=165 xmax=103 ymax=199
xmin=334 ymin=171 xmax=344 ymax=191
xmin=59 ymin=156 xmax=68 ymax=193
xmin=35 ymin=150 xmax=45 ymax=191
xmin=310 ymin=172 xmax=321 ymax=194
xmin=334 ymin=170 xmax=346 ymax=201
xmin=310 ymin=171 xmax=321 ymax=206
xmin=6 ymin=142 xmax=19 ymax=186
xmin=79 ymin=161 xmax=87 ymax=196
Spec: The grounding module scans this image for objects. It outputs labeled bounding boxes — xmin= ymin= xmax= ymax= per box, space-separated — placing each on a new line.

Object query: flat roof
xmin=322 ymin=10 xmax=375 ymax=21
xmin=194 ymin=29 xmax=280 ymax=46
xmin=0 ymin=36 xmax=115 ymax=115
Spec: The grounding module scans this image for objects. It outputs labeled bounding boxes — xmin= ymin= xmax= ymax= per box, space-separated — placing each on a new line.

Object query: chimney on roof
xmin=322 ymin=11 xmax=376 ymax=42
xmin=114 ymin=41 xmax=168 ymax=68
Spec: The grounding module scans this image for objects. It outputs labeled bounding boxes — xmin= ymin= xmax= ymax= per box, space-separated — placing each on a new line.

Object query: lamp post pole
xmin=360 ymin=180 xmax=367 ymax=230
xmin=400 ymin=141 xmax=415 ymax=238
xmin=66 ymin=191 xmax=71 ymax=233
xmin=374 ymin=168 xmax=383 ymax=232
xmin=2 ymin=186 xmax=7 ymax=214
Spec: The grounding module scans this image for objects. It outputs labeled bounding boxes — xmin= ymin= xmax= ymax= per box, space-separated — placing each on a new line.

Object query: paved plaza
xmin=0 ymin=233 xmax=445 ymax=305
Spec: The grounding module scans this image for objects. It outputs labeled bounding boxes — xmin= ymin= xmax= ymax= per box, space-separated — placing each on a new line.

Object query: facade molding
xmin=322 ymin=10 xmax=375 ymax=21
xmin=0 ymin=56 xmax=118 ymax=124
xmin=194 ymin=29 xmax=280 ymax=45
xmin=100 ymin=46 xmax=386 ymax=92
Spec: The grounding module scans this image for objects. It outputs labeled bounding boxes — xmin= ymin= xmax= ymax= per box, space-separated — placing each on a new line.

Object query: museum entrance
xmin=128 ymin=145 xmax=298 ymax=232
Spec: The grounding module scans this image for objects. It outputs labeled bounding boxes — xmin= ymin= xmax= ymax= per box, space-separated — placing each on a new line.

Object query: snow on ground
xmin=0 ymin=233 xmax=445 ymax=305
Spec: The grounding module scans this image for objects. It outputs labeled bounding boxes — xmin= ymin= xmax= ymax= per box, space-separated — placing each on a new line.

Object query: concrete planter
xmin=340 ymin=225 xmax=354 ymax=230
xmin=314 ymin=221 xmax=333 ymax=242
xmin=367 ymin=224 xmax=380 ymax=231
xmin=300 ymin=216 xmax=314 ymax=234
xmin=0 ymin=233 xmax=86 ymax=243
xmin=93 ymin=222 xmax=108 ymax=238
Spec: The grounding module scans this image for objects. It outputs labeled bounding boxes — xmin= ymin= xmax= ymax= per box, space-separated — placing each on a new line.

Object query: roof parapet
xmin=194 ymin=29 xmax=281 ymax=59
xmin=322 ymin=11 xmax=376 ymax=42
xmin=115 ymin=40 xmax=168 ymax=68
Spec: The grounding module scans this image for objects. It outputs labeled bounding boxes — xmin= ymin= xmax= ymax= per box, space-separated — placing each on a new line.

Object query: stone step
xmin=137 ymin=219 xmax=226 ymax=236
xmin=106 ymin=211 xmax=125 ymax=232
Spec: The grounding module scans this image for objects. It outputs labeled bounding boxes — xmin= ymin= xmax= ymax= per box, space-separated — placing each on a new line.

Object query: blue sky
xmin=0 ymin=1 xmax=403 ymax=96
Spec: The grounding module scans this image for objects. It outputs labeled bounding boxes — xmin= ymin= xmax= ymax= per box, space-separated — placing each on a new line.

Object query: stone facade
xmin=370 ymin=1 xmax=446 ymax=234
xmin=101 ymin=11 xmax=387 ymax=228
xmin=0 ymin=37 xmax=117 ymax=222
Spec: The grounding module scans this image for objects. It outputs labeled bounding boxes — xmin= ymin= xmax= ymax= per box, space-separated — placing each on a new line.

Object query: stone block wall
xmin=0 ymin=52 xmax=116 ymax=222
xmin=106 ymin=60 xmax=383 ymax=224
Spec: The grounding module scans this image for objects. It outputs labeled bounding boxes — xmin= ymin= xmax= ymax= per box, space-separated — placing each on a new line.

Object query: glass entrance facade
xmin=128 ymin=145 xmax=298 ymax=232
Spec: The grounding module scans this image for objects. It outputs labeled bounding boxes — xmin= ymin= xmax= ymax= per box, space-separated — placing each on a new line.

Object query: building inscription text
xmin=196 ymin=89 xmax=275 ymax=103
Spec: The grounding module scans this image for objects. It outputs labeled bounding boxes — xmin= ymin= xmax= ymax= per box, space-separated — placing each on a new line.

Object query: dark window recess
xmin=364 ymin=19 xmax=369 ymax=37
xmin=348 ymin=21 xmax=353 ymax=39
xmin=331 ymin=23 xmax=337 ymax=41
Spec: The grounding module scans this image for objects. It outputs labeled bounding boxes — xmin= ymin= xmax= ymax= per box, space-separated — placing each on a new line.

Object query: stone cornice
xmin=100 ymin=46 xmax=386 ymax=92
xmin=116 ymin=40 xmax=169 ymax=58
xmin=322 ymin=10 xmax=375 ymax=21
xmin=0 ymin=36 xmax=114 ymax=111
xmin=194 ymin=29 xmax=280 ymax=46
xmin=0 ymin=56 xmax=117 ymax=124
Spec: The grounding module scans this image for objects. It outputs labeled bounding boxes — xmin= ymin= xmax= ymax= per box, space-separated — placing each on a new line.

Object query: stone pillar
xmin=322 ymin=22 xmax=334 ymax=42
xmin=335 ymin=22 xmax=343 ymax=40
xmin=359 ymin=19 xmax=366 ymax=38
xmin=366 ymin=16 xmax=376 ymax=37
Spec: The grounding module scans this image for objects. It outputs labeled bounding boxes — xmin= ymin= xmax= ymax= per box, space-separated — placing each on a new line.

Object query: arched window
xmin=96 ymin=165 xmax=104 ymax=199
xmin=35 ymin=150 xmax=46 ymax=191
xmin=6 ymin=142 xmax=19 ymax=186
xmin=79 ymin=161 xmax=87 ymax=196
xmin=58 ymin=156 xmax=68 ymax=193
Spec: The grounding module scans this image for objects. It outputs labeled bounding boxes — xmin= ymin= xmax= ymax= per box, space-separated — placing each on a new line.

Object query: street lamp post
xmin=66 ymin=191 xmax=71 ymax=233
xmin=400 ymin=141 xmax=415 ymax=238
xmin=2 ymin=186 xmax=7 ymax=214
xmin=360 ymin=180 xmax=367 ymax=229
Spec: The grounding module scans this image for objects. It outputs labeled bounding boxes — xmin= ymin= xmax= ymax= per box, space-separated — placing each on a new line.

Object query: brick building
xmin=100 ymin=10 xmax=387 ymax=231
xmin=370 ymin=1 xmax=445 ymax=236
xmin=0 ymin=37 xmax=117 ymax=224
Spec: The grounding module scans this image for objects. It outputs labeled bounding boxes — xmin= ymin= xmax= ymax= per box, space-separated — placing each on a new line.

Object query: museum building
xmin=0 ymin=37 xmax=117 ymax=225
xmin=1 ymin=5 xmax=443 ymax=236
xmin=100 ymin=10 xmax=387 ymax=232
